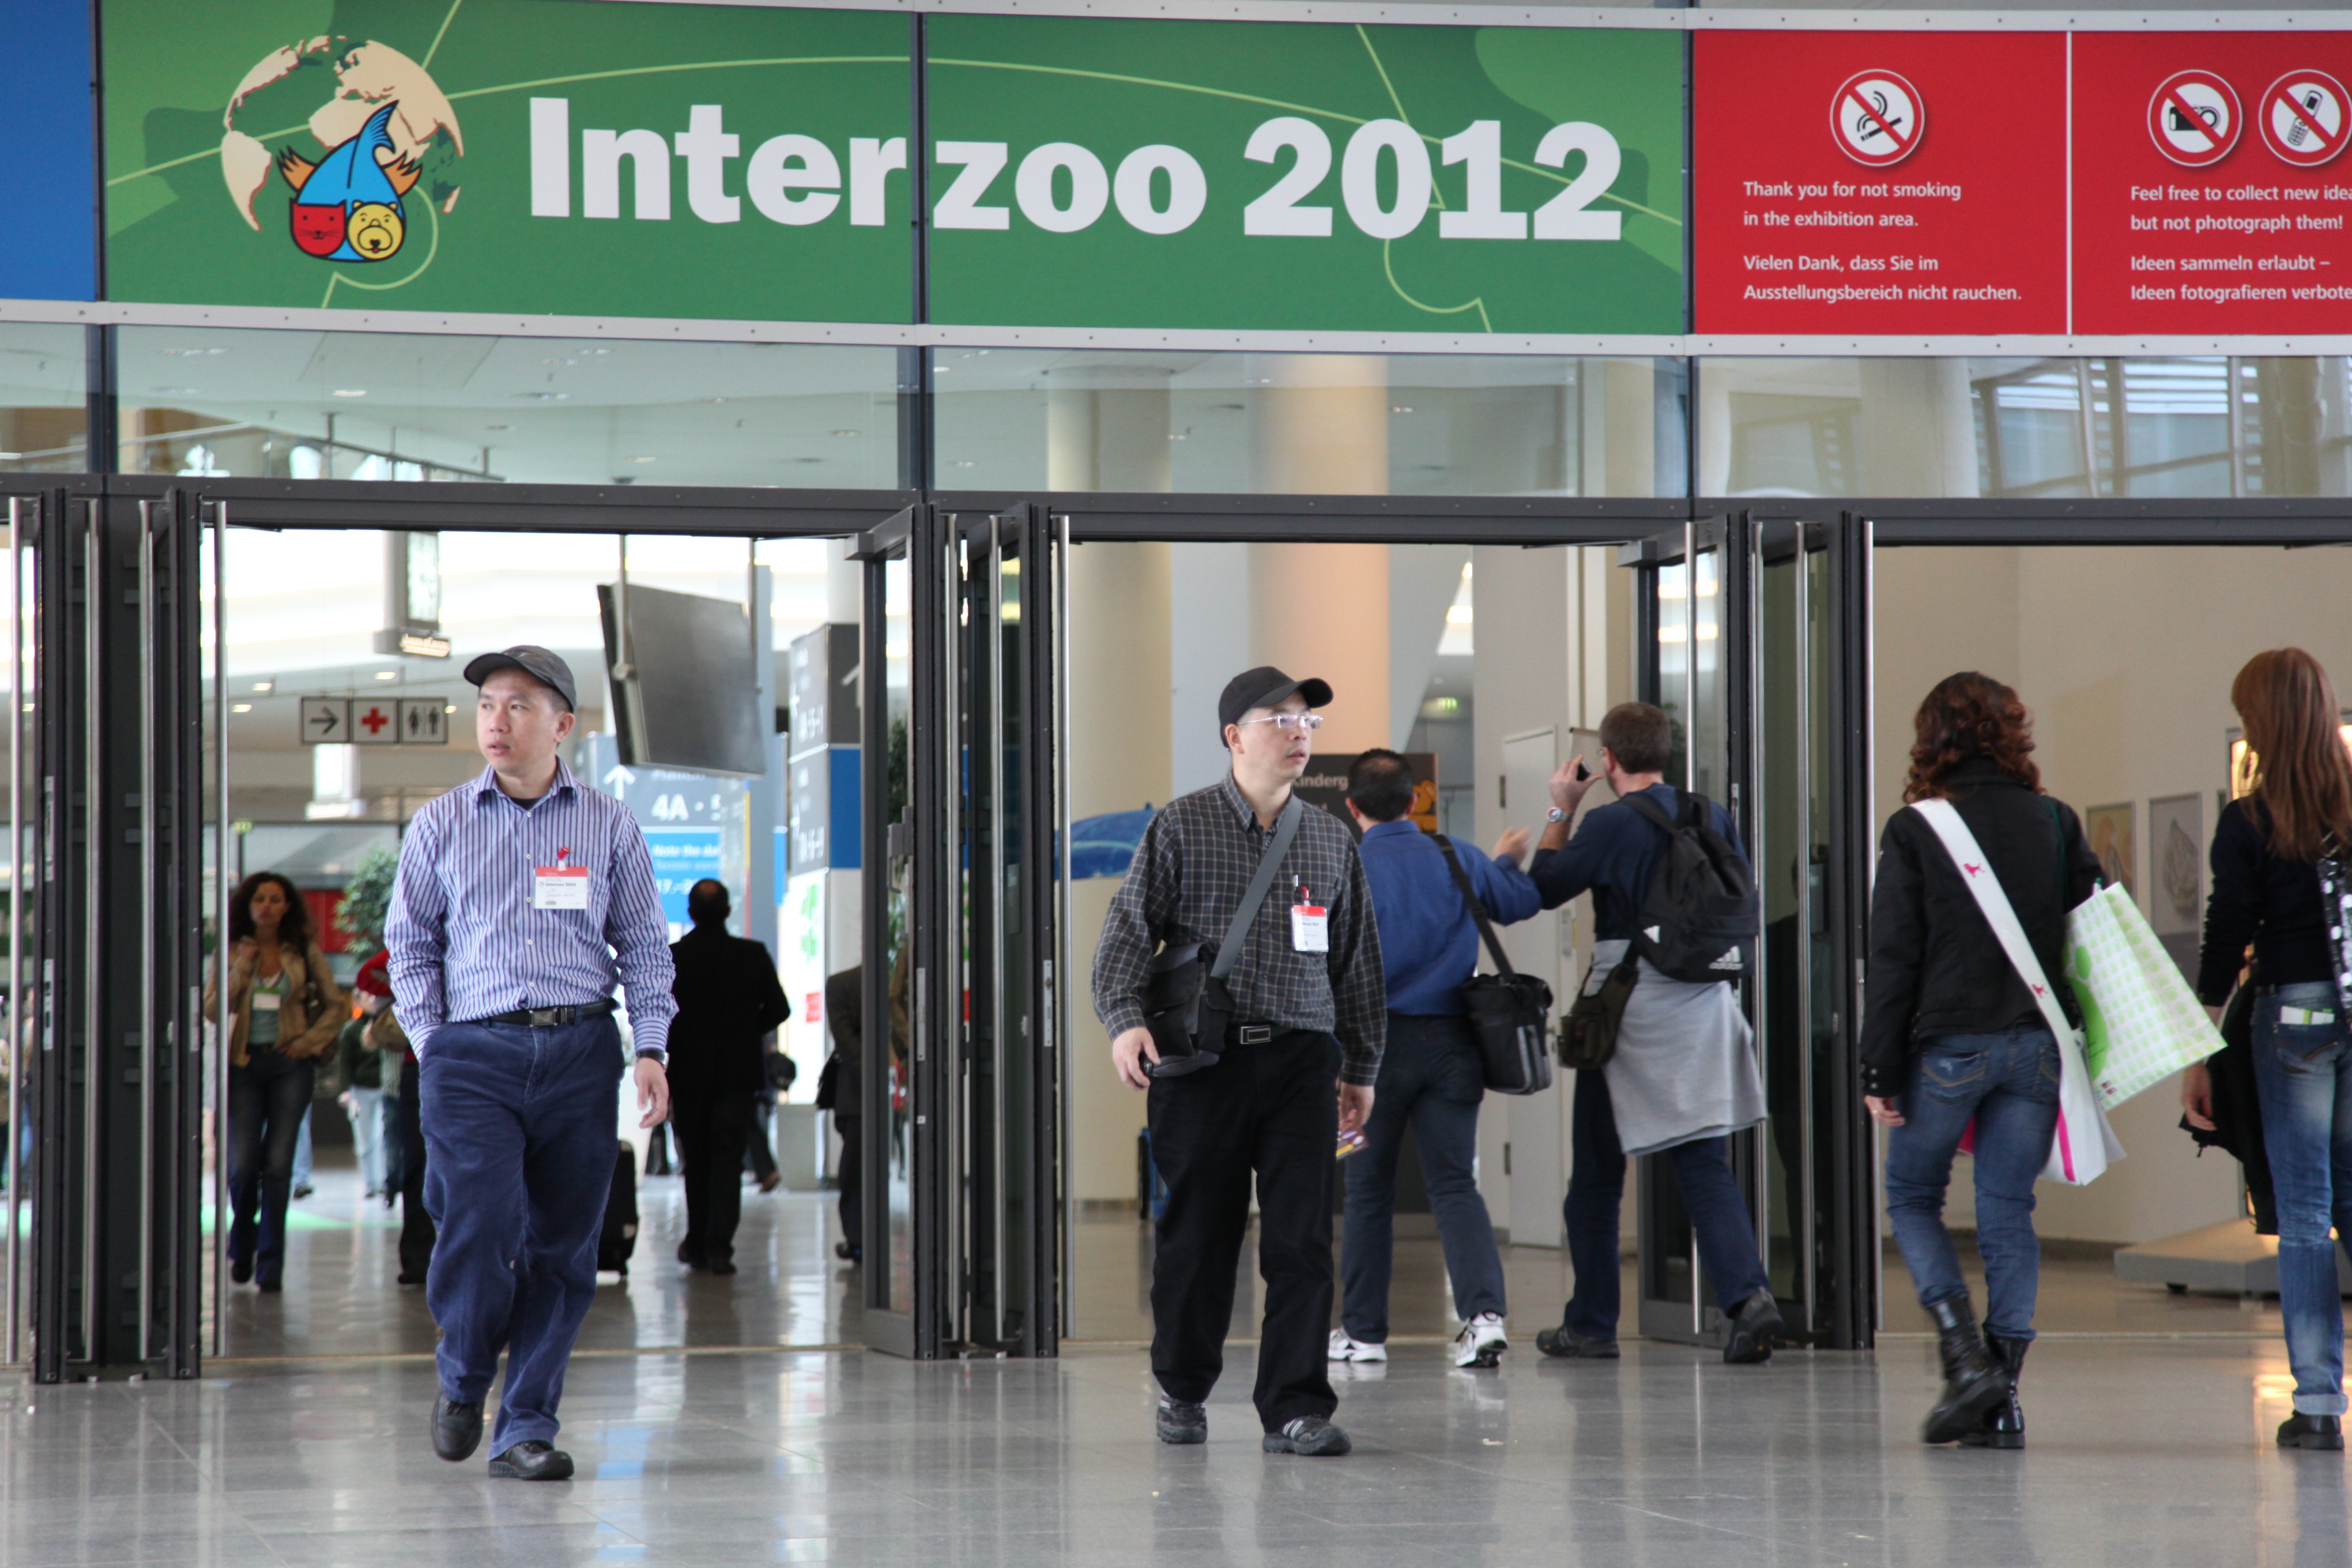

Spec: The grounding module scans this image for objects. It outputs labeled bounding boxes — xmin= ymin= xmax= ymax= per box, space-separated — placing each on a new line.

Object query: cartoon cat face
xmin=348 ymin=202 xmax=405 ymax=260
xmin=289 ymin=202 xmax=346 ymax=258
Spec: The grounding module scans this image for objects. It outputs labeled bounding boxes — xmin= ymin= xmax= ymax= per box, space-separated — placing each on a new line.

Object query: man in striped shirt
xmin=386 ymin=645 xmax=676 ymax=1482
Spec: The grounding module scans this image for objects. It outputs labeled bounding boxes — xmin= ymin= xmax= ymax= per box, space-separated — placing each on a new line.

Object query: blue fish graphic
xmin=277 ymin=103 xmax=420 ymax=263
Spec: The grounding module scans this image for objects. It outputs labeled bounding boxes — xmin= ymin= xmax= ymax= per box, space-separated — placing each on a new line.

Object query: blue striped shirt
xmin=385 ymin=758 xmax=677 ymax=1058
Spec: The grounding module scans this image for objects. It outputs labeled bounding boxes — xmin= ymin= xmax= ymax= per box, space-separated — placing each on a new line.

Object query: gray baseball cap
xmin=462 ymin=644 xmax=577 ymax=712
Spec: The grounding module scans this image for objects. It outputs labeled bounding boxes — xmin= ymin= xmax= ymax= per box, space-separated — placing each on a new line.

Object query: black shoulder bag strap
xmin=1618 ymin=788 xmax=1683 ymax=838
xmin=1209 ymin=796 xmax=1306 ymax=982
xmin=1435 ymin=835 xmax=1517 ymax=979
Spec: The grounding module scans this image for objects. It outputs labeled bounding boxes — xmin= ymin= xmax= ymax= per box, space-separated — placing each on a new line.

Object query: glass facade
xmin=0 ymin=323 xmax=86 ymax=476
xmin=111 ymin=327 xmax=902 ymax=488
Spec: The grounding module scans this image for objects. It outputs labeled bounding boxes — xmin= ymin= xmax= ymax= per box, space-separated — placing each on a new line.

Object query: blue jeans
xmin=1341 ymin=1013 xmax=1506 ymax=1341
xmin=2252 ymin=982 xmax=2352 ymax=1418
xmin=421 ymin=1016 xmax=625 ymax=1452
xmin=227 ymin=1049 xmax=317 ymax=1287
xmin=1884 ymin=1026 xmax=2060 ymax=1341
xmin=1559 ymin=1068 xmax=1771 ymax=1340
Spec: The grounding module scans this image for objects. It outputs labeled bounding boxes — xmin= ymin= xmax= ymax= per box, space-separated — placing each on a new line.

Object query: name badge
xmin=250 ymin=992 xmax=281 ymax=1012
xmin=1291 ymin=903 xmax=1329 ymax=953
xmin=533 ymin=866 xmax=590 ymax=910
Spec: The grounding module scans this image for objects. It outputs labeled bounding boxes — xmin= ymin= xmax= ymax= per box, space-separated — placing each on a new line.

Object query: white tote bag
xmin=1910 ymin=800 xmax=2124 ymax=1185
xmin=2065 ymin=881 xmax=2226 ymax=1110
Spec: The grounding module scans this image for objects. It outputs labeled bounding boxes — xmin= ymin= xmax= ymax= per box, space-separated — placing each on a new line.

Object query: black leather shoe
xmin=834 ymin=1242 xmax=861 ymax=1262
xmin=1963 ymin=1332 xmax=2029 ymax=1449
xmin=397 ymin=1270 xmax=427 ymax=1287
xmin=1155 ymin=1397 xmax=1207 ymax=1445
xmin=229 ymin=1257 xmax=253 ymax=1285
xmin=2279 ymin=1414 xmax=2346 ymax=1450
xmin=431 ymin=1394 xmax=485 ymax=1462
xmin=256 ymin=1276 xmax=282 ymax=1295
xmin=1923 ymin=1294 xmax=2010 ymax=1445
xmin=710 ymin=1258 xmax=737 ymax=1276
xmin=487 ymin=1440 xmax=575 ymax=1480
xmin=1262 ymin=1416 xmax=1351 ymax=1456
xmin=1536 ymin=1324 xmax=1621 ymax=1359
xmin=1724 ymin=1290 xmax=1785 ymax=1365
xmin=677 ymin=1242 xmax=706 ymax=1269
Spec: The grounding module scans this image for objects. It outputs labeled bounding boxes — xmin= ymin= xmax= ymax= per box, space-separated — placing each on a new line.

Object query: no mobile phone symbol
xmin=2148 ymin=70 xmax=2242 ymax=167
xmin=1833 ymin=70 xmax=1924 ymax=167
xmin=2261 ymin=70 xmax=2349 ymax=167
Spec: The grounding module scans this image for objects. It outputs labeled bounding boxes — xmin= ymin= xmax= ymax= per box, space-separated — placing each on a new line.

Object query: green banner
xmin=101 ymin=0 xmax=914 ymax=323
xmin=925 ymin=16 xmax=1684 ymax=336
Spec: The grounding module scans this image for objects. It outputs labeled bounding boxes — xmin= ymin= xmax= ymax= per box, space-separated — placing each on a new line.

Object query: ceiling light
xmin=830 ymin=429 xmax=860 ymax=438
xmin=332 ymin=389 xmax=368 ymax=398
xmin=231 ymin=703 xmax=252 ymax=713
xmin=156 ymin=386 xmax=202 ymax=396
xmin=484 ymin=423 xmax=511 ymax=432
xmin=514 ymin=391 xmax=570 ymax=401
xmin=159 ymin=347 xmax=226 ymax=357
xmin=251 ymin=680 xmax=273 ymax=692
xmin=374 ymin=670 xmax=398 ymax=680
xmin=631 ymin=455 xmax=657 ymax=463
xmin=444 ymin=704 xmax=458 ymax=714
xmin=0 ymin=453 xmax=18 ymax=461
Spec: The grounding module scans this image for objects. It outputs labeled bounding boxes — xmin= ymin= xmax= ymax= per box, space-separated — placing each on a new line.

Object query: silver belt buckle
xmin=527 ymin=1007 xmax=562 ymax=1028
xmin=1237 ymin=1024 xmax=1273 ymax=1045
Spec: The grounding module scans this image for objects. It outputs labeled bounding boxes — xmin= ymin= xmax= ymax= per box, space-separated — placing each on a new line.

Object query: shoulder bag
xmin=1558 ymin=949 xmax=1638 ymax=1072
xmin=1910 ymin=798 xmax=2123 ymax=1185
xmin=1435 ymin=836 xmax=1554 ymax=1094
xmin=1140 ymin=796 xmax=1305 ymax=1079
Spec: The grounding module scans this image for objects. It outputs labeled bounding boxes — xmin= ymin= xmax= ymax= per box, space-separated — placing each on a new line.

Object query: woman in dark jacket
xmin=1862 ymin=673 xmax=2101 ymax=1448
xmin=2184 ymin=649 xmax=2352 ymax=1451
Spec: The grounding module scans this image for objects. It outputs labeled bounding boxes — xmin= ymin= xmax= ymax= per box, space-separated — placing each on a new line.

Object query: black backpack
xmin=1619 ymin=791 xmax=1758 ymax=983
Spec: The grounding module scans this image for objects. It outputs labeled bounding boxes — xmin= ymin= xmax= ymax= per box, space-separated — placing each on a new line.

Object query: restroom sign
xmin=1832 ymin=70 xmax=1924 ymax=165
xmin=2260 ymin=70 xmax=2349 ymax=167
xmin=2148 ymin=70 xmax=2241 ymax=167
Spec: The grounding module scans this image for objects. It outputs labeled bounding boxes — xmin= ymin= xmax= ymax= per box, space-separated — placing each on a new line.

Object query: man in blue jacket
xmin=1328 ymin=749 xmax=1539 ymax=1370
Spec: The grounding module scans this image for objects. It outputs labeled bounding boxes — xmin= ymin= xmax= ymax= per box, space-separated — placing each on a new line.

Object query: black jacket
xmin=667 ymin=925 xmax=791 ymax=1098
xmin=1860 ymin=759 xmax=2104 ymax=1096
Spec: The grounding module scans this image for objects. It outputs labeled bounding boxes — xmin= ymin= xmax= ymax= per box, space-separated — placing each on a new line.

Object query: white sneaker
xmin=1327 ymin=1329 xmax=1388 ymax=1363
xmin=1453 ymin=1313 xmax=1507 ymax=1369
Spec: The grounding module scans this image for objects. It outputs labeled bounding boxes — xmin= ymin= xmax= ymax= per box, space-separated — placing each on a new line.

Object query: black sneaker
xmin=431 ymin=1393 xmax=484 ymax=1462
xmin=487 ymin=1440 xmax=575 ymax=1480
xmin=1155 ymin=1397 xmax=1207 ymax=1445
xmin=1536 ymin=1324 xmax=1621 ymax=1360
xmin=1723 ymin=1290 xmax=1784 ymax=1365
xmin=1262 ymin=1416 xmax=1351 ymax=1456
xmin=2279 ymin=1413 xmax=2345 ymax=1450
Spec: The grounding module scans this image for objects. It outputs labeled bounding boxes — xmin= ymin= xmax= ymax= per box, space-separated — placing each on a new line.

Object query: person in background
xmin=821 ymin=953 xmax=907 ymax=1265
xmin=1094 ymin=666 xmax=1383 ymax=1460
xmin=1328 ymin=748 xmax=1537 ymax=1371
xmin=337 ymin=952 xmax=397 ymax=1198
xmin=205 ymin=871 xmax=344 ymax=1293
xmin=666 ymin=878 xmax=792 ymax=1275
xmin=2187 ymin=648 xmax=2352 ymax=1452
xmin=1525 ymin=703 xmax=1782 ymax=1366
xmin=1861 ymin=673 xmax=2100 ymax=1448
xmin=290 ymin=1100 xmax=315 ymax=1202
xmin=374 ymin=992 xmax=432 ymax=1279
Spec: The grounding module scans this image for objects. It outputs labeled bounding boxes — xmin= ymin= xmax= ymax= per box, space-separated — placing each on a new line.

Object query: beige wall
xmin=1875 ymin=544 xmax=2352 ymax=1243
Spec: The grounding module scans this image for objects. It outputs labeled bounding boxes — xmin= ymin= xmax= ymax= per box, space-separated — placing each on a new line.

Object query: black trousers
xmin=835 ymin=1113 xmax=864 ymax=1254
xmin=672 ymin=1085 xmax=756 ymax=1264
xmin=1147 ymin=1028 xmax=1340 ymax=1433
xmin=395 ymin=1054 xmax=436 ymax=1280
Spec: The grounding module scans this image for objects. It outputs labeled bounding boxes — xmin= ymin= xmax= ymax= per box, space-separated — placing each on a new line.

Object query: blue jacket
xmin=1355 ymin=819 xmax=1541 ymax=1016
xmin=1528 ymin=784 xmax=1747 ymax=941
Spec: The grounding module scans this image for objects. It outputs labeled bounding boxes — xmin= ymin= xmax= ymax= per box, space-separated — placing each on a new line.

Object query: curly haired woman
xmin=1860 ymin=673 xmax=2102 ymax=1448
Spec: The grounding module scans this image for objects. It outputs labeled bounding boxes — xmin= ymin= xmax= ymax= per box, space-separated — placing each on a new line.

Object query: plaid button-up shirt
xmin=1092 ymin=774 xmax=1386 ymax=1084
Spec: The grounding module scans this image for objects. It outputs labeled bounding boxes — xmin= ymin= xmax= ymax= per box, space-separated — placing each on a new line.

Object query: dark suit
xmin=668 ymin=924 xmax=791 ymax=1266
xmin=823 ymin=967 xmax=868 ymax=1255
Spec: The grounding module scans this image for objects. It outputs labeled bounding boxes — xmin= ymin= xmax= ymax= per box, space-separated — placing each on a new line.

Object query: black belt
xmin=460 ymin=999 xmax=619 ymax=1029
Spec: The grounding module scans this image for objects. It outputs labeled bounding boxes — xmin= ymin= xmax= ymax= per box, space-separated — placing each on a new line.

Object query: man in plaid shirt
xmin=1094 ymin=666 xmax=1385 ymax=1458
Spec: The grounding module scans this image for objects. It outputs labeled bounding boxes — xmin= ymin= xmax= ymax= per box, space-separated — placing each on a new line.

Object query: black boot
xmin=1922 ymin=1294 xmax=2011 ymax=1445
xmin=1963 ymin=1331 xmax=2028 ymax=1449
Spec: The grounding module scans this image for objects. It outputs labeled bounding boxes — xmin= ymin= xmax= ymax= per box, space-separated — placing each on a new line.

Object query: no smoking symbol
xmin=2149 ymin=70 xmax=2242 ymax=167
xmin=1833 ymin=70 xmax=1923 ymax=167
xmin=2261 ymin=70 xmax=2349 ymax=167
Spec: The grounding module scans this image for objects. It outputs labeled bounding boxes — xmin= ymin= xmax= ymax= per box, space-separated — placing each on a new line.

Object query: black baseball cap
xmin=463 ymin=644 xmax=578 ymax=712
xmin=1218 ymin=665 xmax=1333 ymax=739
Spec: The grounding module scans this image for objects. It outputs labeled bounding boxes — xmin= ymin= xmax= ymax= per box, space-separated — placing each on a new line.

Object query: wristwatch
xmin=1546 ymin=806 xmax=1570 ymax=823
xmin=635 ymin=1047 xmax=668 ymax=1068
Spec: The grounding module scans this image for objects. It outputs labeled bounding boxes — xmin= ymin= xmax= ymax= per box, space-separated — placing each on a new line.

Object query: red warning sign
xmin=1832 ymin=70 xmax=1924 ymax=167
xmin=2261 ymin=70 xmax=2350 ymax=167
xmin=2147 ymin=69 xmax=2242 ymax=167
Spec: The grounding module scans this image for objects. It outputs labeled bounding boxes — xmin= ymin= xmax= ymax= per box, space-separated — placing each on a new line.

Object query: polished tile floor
xmin=5 ymin=1335 xmax=2348 ymax=1566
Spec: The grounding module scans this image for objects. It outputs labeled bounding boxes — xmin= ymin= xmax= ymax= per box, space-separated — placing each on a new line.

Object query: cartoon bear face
xmin=348 ymin=202 xmax=405 ymax=260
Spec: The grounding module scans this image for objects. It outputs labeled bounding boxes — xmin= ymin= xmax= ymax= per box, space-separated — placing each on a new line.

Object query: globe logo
xmin=218 ymin=39 xmax=463 ymax=266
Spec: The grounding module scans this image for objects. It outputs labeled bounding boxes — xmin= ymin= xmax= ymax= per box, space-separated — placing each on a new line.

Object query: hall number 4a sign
xmin=299 ymin=697 xmax=450 ymax=747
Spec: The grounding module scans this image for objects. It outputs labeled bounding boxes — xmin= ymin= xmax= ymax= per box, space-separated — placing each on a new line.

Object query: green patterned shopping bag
xmin=2065 ymin=883 xmax=2224 ymax=1110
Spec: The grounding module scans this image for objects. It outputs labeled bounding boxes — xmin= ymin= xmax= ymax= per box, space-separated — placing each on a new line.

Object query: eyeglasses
xmin=1237 ymin=712 xmax=1324 ymax=733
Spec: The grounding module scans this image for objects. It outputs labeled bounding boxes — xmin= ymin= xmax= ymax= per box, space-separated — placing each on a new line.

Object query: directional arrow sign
xmin=299 ymin=698 xmax=351 ymax=745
